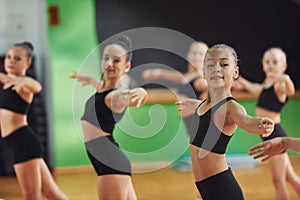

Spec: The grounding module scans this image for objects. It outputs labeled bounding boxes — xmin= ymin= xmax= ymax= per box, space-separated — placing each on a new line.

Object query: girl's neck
xmin=264 ymin=75 xmax=278 ymax=85
xmin=102 ymin=78 xmax=119 ymax=90
xmin=207 ymin=88 xmax=231 ymax=104
xmin=7 ymin=72 xmax=25 ymax=77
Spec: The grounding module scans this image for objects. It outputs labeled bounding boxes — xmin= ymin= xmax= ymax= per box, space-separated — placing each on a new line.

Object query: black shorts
xmin=195 ymin=168 xmax=244 ymax=200
xmin=261 ymin=123 xmax=288 ymax=141
xmin=85 ymin=136 xmax=131 ymax=176
xmin=3 ymin=126 xmax=43 ymax=164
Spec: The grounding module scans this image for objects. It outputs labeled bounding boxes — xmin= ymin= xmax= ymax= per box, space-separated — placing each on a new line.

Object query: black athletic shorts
xmin=3 ymin=126 xmax=43 ymax=164
xmin=85 ymin=135 xmax=131 ymax=176
xmin=195 ymin=168 xmax=244 ymax=200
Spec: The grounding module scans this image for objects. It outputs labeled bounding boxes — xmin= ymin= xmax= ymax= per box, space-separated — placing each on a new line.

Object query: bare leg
xmin=14 ymin=158 xmax=42 ymax=200
xmin=39 ymin=159 xmax=68 ymax=200
xmin=97 ymin=174 xmax=136 ymax=200
xmin=285 ymin=155 xmax=300 ymax=197
xmin=127 ymin=179 xmax=137 ymax=200
xmin=269 ymin=153 xmax=289 ymax=200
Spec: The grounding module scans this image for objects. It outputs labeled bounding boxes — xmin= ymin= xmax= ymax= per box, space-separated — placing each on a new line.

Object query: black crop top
xmin=81 ymin=89 xmax=124 ymax=133
xmin=190 ymin=97 xmax=236 ymax=154
xmin=257 ymin=85 xmax=287 ymax=113
xmin=0 ymin=86 xmax=30 ymax=114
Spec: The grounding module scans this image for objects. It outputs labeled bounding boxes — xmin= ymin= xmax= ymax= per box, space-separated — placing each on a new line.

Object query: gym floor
xmin=1 ymin=157 xmax=299 ymax=200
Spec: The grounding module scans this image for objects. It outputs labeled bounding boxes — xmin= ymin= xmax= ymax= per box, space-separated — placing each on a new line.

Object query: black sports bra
xmin=0 ymin=86 xmax=30 ymax=114
xmin=190 ymin=97 xmax=236 ymax=154
xmin=257 ymin=85 xmax=287 ymax=113
xmin=81 ymin=89 xmax=124 ymax=133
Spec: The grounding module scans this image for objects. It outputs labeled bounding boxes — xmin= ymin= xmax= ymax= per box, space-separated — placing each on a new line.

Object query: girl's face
xmin=4 ymin=46 xmax=31 ymax=76
xmin=262 ymin=50 xmax=286 ymax=76
xmin=204 ymin=49 xmax=239 ymax=89
xmin=101 ymin=44 xmax=131 ymax=81
xmin=186 ymin=43 xmax=207 ymax=71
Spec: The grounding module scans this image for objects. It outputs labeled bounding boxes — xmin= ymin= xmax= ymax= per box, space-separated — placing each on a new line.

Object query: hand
xmin=121 ymin=88 xmax=147 ymax=108
xmin=69 ymin=71 xmax=92 ymax=87
xmin=3 ymin=75 xmax=30 ymax=93
xmin=0 ymin=72 xmax=10 ymax=85
xmin=258 ymin=117 xmax=274 ymax=138
xmin=249 ymin=137 xmax=285 ymax=161
xmin=175 ymin=99 xmax=201 ymax=117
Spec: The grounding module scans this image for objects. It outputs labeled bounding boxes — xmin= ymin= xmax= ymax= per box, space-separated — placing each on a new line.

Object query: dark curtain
xmin=95 ymin=0 xmax=300 ymax=88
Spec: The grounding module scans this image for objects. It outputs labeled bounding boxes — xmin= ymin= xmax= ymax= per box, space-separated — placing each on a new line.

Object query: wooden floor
xmin=0 ymin=157 xmax=300 ymax=200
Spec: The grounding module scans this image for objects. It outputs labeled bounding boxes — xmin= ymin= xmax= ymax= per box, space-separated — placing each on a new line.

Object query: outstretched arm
xmin=236 ymin=76 xmax=263 ymax=97
xmin=4 ymin=75 xmax=42 ymax=94
xmin=69 ymin=71 xmax=102 ymax=90
xmin=273 ymin=74 xmax=295 ymax=97
xmin=142 ymin=68 xmax=185 ymax=83
xmin=175 ymin=99 xmax=202 ymax=117
xmin=249 ymin=137 xmax=300 ymax=161
xmin=229 ymin=101 xmax=274 ymax=137
xmin=0 ymin=72 xmax=10 ymax=85
xmin=193 ymin=78 xmax=208 ymax=95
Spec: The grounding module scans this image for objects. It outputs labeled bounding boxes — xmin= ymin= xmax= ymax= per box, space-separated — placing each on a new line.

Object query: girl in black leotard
xmin=236 ymin=47 xmax=300 ymax=200
xmin=176 ymin=44 xmax=274 ymax=199
xmin=0 ymin=42 xmax=68 ymax=200
xmin=70 ymin=36 xmax=147 ymax=200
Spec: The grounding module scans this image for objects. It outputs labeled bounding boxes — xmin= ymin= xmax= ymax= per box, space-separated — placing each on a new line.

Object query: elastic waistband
xmin=196 ymin=168 xmax=231 ymax=184
xmin=85 ymin=135 xmax=116 ymax=145
xmin=3 ymin=126 xmax=29 ymax=141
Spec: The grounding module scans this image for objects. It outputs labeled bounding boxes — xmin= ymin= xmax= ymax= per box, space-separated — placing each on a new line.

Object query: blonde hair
xmin=205 ymin=44 xmax=239 ymax=66
xmin=263 ymin=47 xmax=287 ymax=64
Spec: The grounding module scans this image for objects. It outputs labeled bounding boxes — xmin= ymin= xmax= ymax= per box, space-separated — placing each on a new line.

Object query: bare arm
xmin=236 ymin=76 xmax=263 ymax=97
xmin=274 ymin=74 xmax=295 ymax=97
xmin=175 ymin=99 xmax=202 ymax=117
xmin=69 ymin=71 xmax=102 ymax=90
xmin=142 ymin=68 xmax=185 ymax=83
xmin=193 ymin=78 xmax=208 ymax=94
xmin=249 ymin=137 xmax=300 ymax=161
xmin=5 ymin=75 xmax=42 ymax=94
xmin=228 ymin=101 xmax=274 ymax=137
xmin=0 ymin=72 xmax=9 ymax=84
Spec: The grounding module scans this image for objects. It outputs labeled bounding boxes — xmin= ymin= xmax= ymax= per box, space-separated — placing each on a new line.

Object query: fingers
xmin=249 ymin=147 xmax=265 ymax=156
xmin=249 ymin=145 xmax=263 ymax=155
xmin=3 ymin=82 xmax=13 ymax=89
xmin=253 ymin=152 xmax=266 ymax=159
xmin=136 ymin=99 xmax=142 ymax=108
xmin=175 ymin=101 xmax=182 ymax=106
xmin=258 ymin=119 xmax=274 ymax=137
xmin=69 ymin=71 xmax=78 ymax=79
xmin=121 ymin=89 xmax=146 ymax=108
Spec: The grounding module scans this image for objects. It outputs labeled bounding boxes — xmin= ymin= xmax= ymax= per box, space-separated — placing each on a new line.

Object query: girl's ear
xmin=26 ymin=58 xmax=32 ymax=70
xmin=282 ymin=62 xmax=287 ymax=72
xmin=234 ymin=66 xmax=239 ymax=79
xmin=124 ymin=61 xmax=131 ymax=73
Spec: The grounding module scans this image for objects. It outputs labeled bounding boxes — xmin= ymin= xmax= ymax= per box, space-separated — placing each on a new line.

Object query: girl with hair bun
xmin=0 ymin=42 xmax=68 ymax=200
xmin=71 ymin=35 xmax=147 ymax=200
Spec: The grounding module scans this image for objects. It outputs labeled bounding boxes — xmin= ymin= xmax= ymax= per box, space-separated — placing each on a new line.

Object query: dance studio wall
xmin=47 ymin=0 xmax=300 ymax=167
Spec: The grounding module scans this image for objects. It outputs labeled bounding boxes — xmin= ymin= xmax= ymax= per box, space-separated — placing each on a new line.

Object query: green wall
xmin=47 ymin=0 xmax=99 ymax=167
xmin=47 ymin=0 xmax=300 ymax=167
